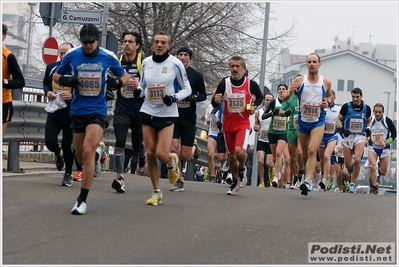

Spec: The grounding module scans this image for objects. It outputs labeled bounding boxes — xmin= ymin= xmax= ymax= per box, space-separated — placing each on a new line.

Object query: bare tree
xmin=27 ymin=2 xmax=297 ymax=92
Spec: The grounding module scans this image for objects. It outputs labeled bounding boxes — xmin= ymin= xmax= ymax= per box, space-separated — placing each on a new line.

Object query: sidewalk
xmin=2 ymin=159 xmax=56 ymax=177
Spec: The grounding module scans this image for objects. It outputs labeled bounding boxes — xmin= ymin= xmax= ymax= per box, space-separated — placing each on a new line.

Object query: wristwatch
xmin=4 ymin=79 xmax=8 ymax=85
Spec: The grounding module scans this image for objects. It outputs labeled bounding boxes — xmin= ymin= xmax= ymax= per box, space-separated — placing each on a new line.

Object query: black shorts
xmin=3 ymin=102 xmax=13 ymax=123
xmin=71 ymin=113 xmax=107 ymax=133
xmin=268 ymin=132 xmax=287 ymax=144
xmin=217 ymin=132 xmax=227 ymax=154
xmin=173 ymin=114 xmax=196 ymax=146
xmin=113 ymin=106 xmax=141 ymax=126
xmin=140 ymin=112 xmax=176 ymax=131
xmin=335 ymin=156 xmax=344 ymax=164
xmin=256 ymin=140 xmax=272 ymax=154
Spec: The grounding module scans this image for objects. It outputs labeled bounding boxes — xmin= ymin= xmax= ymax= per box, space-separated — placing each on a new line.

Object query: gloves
xmin=186 ymin=95 xmax=198 ymax=101
xmin=217 ymin=121 xmax=223 ymax=130
xmin=133 ymin=88 xmax=142 ymax=98
xmin=106 ymin=77 xmax=123 ymax=90
xmin=284 ymin=110 xmax=292 ymax=117
xmin=58 ymin=76 xmax=79 ymax=87
xmin=262 ymin=112 xmax=272 ymax=120
xmin=163 ymin=95 xmax=176 ymax=106
xmin=365 ymin=127 xmax=371 ymax=137
xmin=340 ymin=127 xmax=350 ymax=137
xmin=106 ymin=88 xmax=115 ymax=101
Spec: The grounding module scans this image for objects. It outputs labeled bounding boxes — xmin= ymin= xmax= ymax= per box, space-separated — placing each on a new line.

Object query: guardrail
xmin=2 ymin=78 xmax=211 ymax=173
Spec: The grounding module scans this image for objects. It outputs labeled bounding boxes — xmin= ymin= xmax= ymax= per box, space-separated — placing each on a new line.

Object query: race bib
xmin=227 ymin=94 xmax=245 ymax=113
xmin=293 ymin=114 xmax=298 ymax=129
xmin=324 ymin=121 xmax=336 ymax=134
xmin=147 ymin=82 xmax=166 ymax=105
xmin=120 ymin=74 xmax=136 ymax=98
xmin=273 ymin=116 xmax=286 ymax=131
xmin=371 ymin=132 xmax=384 ymax=146
xmin=260 ymin=129 xmax=269 ymax=142
xmin=349 ymin=118 xmax=363 ymax=133
xmin=52 ymin=81 xmax=71 ymax=94
xmin=209 ymin=120 xmax=217 ymax=129
xmin=335 ymin=146 xmax=343 ymax=157
xmin=78 ymin=71 xmax=101 ymax=96
xmin=302 ymin=102 xmax=320 ymax=118
xmin=178 ymin=99 xmax=190 ymax=108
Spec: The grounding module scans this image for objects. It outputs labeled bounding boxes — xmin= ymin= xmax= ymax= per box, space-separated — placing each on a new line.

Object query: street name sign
xmin=60 ymin=10 xmax=102 ymax=25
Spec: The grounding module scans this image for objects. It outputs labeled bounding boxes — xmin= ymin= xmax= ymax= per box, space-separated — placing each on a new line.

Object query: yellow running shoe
xmin=269 ymin=168 xmax=275 ymax=182
xmin=167 ymin=153 xmax=180 ymax=184
xmin=146 ymin=191 xmax=163 ymax=206
xmin=258 ymin=182 xmax=265 ymax=187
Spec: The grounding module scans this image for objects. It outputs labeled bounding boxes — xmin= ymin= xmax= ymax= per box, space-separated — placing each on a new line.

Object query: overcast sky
xmin=268 ymin=1 xmax=398 ymax=55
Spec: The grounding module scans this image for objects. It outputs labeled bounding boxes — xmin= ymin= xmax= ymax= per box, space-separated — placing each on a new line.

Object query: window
xmin=337 ymin=79 xmax=344 ymax=91
xmin=347 ymin=80 xmax=354 ymax=92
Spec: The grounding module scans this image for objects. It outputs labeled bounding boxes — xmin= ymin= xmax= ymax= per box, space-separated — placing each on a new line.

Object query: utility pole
xmin=251 ymin=2 xmax=270 ymax=187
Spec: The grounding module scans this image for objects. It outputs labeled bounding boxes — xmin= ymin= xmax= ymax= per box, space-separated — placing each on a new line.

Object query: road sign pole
xmin=49 ymin=3 xmax=54 ymax=36
xmin=101 ymin=3 xmax=109 ymax=48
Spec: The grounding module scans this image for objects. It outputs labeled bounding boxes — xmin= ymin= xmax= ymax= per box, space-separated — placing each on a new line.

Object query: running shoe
xmin=167 ymin=153 xmax=180 ymax=184
xmin=181 ymin=160 xmax=187 ymax=174
xmin=222 ymin=160 xmax=229 ymax=172
xmin=138 ymin=154 xmax=148 ymax=175
xmin=292 ymin=179 xmax=301 ymax=190
xmin=146 ymin=191 xmax=163 ymax=206
xmin=56 ymin=148 xmax=64 ymax=171
xmin=348 ymin=183 xmax=356 ymax=193
xmin=327 ymin=180 xmax=334 ymax=191
xmin=210 ymin=177 xmax=216 ymax=183
xmin=94 ymin=161 xmax=102 ymax=177
xmin=193 ymin=138 xmax=201 ymax=160
xmin=73 ymin=170 xmax=82 ymax=181
xmin=271 ymin=177 xmax=279 ymax=188
xmin=71 ymin=200 xmax=87 ymax=215
xmin=100 ymin=149 xmax=107 ymax=165
xmin=300 ymin=179 xmax=312 ymax=196
xmin=269 ymin=168 xmax=275 ymax=182
xmin=344 ymin=181 xmax=350 ymax=192
xmin=371 ymin=184 xmax=379 ymax=195
xmin=170 ymin=179 xmax=184 ymax=192
xmin=319 ymin=179 xmax=327 ymax=191
xmin=226 ymin=183 xmax=240 ymax=196
xmin=238 ymin=166 xmax=247 ymax=188
xmin=258 ymin=182 xmax=265 ymax=188
xmin=60 ymin=173 xmax=73 ymax=187
xmin=225 ymin=173 xmax=233 ymax=185
xmin=112 ymin=177 xmax=126 ymax=193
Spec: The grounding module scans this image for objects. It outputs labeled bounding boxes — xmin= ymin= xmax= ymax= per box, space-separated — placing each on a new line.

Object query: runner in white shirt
xmin=134 ymin=31 xmax=191 ymax=205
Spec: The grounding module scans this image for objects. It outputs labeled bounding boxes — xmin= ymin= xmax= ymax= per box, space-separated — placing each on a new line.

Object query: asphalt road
xmin=2 ymin=170 xmax=397 ymax=265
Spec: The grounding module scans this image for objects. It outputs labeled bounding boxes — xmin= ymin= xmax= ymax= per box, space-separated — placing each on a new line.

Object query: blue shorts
xmin=297 ymin=119 xmax=325 ymax=135
xmin=320 ymin=134 xmax=338 ymax=148
xmin=208 ymin=134 xmax=218 ymax=141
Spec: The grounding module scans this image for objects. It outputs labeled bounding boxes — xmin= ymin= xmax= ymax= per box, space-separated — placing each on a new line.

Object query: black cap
xmin=177 ymin=46 xmax=193 ymax=59
xmin=80 ymin=24 xmax=99 ymax=43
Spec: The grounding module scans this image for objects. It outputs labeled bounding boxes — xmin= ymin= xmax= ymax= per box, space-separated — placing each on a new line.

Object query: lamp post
xmin=382 ymin=90 xmax=391 ymax=118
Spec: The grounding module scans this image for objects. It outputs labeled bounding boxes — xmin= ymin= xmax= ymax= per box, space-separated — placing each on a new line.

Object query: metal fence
xmin=2 ymin=78 xmax=211 ymax=175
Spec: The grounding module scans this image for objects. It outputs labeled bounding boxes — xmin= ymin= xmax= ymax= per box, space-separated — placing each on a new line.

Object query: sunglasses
xmin=82 ymin=40 xmax=95 ymax=45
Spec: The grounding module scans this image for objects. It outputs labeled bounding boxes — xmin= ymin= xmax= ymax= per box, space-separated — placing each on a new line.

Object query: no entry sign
xmin=42 ymin=37 xmax=59 ymax=65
